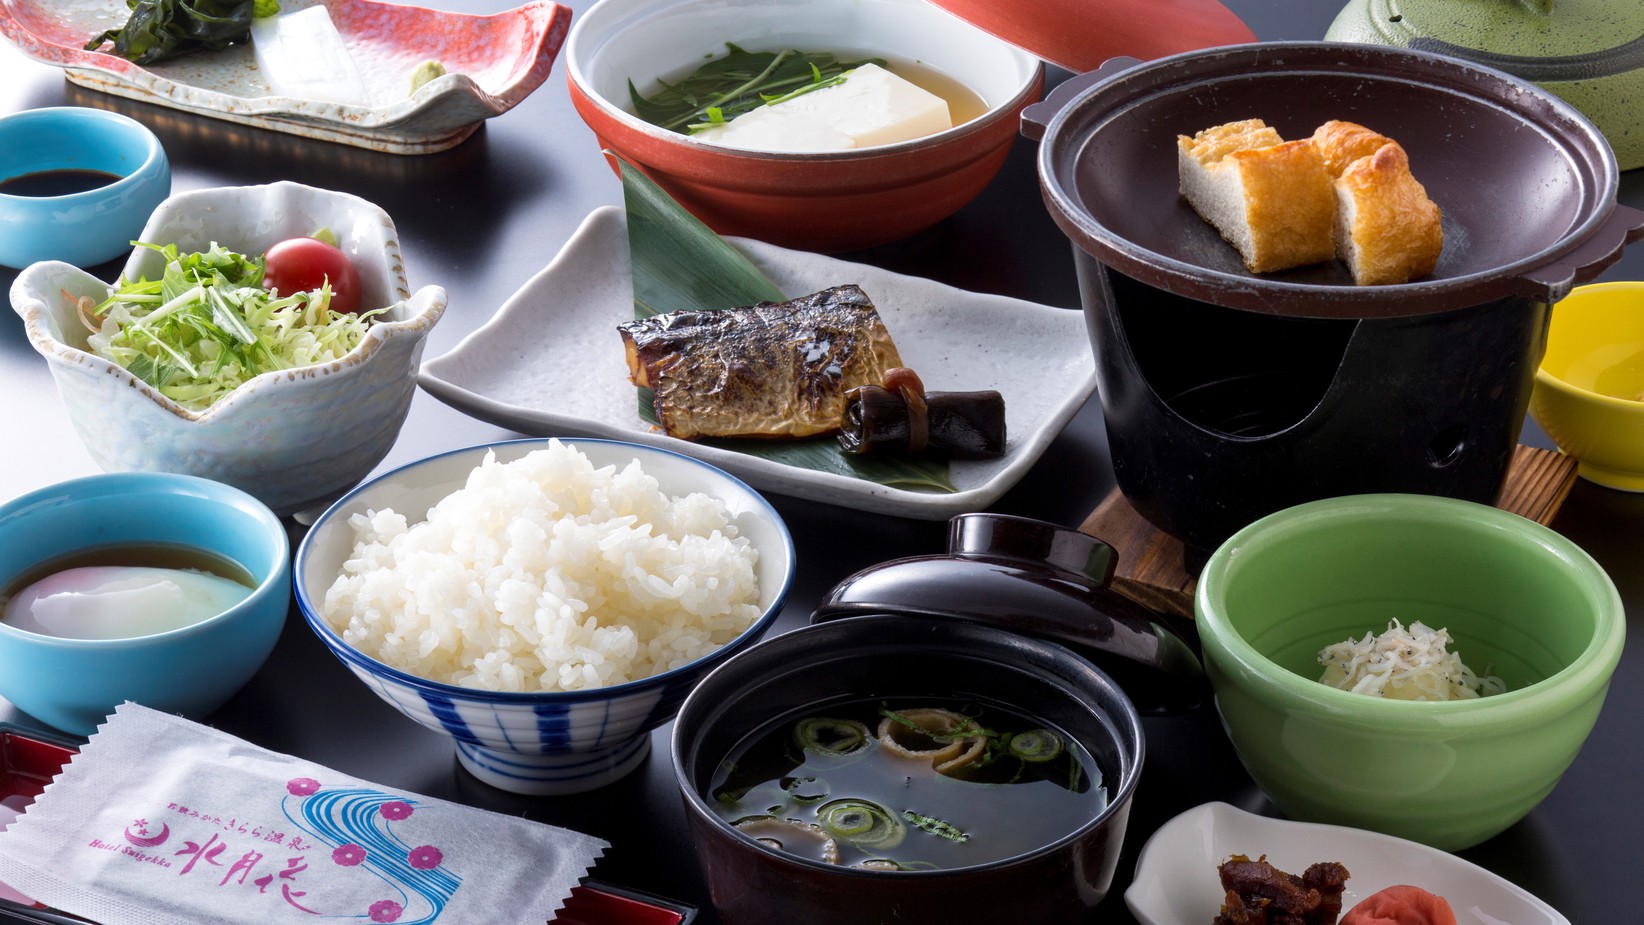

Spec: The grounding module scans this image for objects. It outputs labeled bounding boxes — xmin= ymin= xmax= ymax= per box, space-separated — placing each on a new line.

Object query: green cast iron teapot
xmin=1327 ymin=0 xmax=1644 ymax=169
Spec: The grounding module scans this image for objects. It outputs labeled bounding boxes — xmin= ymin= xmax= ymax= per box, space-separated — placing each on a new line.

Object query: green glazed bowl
xmin=1196 ymin=494 xmax=1624 ymax=851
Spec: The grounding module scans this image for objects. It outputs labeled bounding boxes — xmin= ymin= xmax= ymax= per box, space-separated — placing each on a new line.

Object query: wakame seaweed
xmin=85 ymin=0 xmax=281 ymax=66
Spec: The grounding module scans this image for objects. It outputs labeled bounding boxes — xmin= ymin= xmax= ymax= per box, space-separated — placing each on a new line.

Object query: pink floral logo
xmin=379 ymin=800 xmax=414 ymax=821
xmin=332 ymin=843 xmax=367 ymax=867
xmin=408 ymin=845 xmax=443 ymax=870
xmin=287 ymin=778 xmax=321 ymax=796
xmin=369 ymin=899 xmax=403 ymax=922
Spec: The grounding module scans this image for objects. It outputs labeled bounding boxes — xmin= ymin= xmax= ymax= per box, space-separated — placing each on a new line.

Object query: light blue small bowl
xmin=0 ymin=473 xmax=290 ymax=735
xmin=296 ymin=438 xmax=796 ymax=795
xmin=0 ymin=106 xmax=170 ymax=269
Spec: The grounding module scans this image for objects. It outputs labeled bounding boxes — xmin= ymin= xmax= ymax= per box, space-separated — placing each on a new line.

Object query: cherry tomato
xmin=263 ymin=236 xmax=364 ymax=313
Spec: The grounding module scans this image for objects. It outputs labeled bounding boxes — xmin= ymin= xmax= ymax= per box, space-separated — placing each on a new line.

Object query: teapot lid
xmin=922 ymin=0 xmax=1255 ymax=74
xmin=1329 ymin=0 xmax=1644 ymax=68
xmin=811 ymin=513 xmax=1205 ymax=710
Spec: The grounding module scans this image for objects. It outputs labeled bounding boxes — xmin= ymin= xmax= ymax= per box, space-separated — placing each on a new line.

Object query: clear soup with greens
xmin=709 ymin=697 xmax=1105 ymax=870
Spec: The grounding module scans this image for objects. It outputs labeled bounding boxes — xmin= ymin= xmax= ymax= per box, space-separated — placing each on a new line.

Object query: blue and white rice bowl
xmin=295 ymin=437 xmax=796 ymax=795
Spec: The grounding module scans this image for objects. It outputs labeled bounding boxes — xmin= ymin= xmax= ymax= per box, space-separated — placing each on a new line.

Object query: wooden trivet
xmin=1077 ymin=445 xmax=1580 ymax=619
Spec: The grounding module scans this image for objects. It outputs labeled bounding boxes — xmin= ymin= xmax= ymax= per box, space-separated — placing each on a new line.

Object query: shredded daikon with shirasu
xmin=1317 ymin=619 xmax=1506 ymax=701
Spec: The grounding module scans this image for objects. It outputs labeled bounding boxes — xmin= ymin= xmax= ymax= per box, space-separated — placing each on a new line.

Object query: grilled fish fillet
xmin=617 ymin=285 xmax=903 ymax=440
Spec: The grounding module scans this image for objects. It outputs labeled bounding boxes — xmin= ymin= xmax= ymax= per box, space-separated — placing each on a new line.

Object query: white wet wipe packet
xmin=0 ymin=704 xmax=607 ymax=925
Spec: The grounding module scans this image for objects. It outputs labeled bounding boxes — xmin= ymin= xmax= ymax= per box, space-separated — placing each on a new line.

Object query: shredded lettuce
xmin=85 ymin=241 xmax=385 ymax=411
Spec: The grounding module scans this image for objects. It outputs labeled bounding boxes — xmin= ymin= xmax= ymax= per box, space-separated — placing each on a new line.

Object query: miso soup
xmin=709 ymin=697 xmax=1105 ymax=870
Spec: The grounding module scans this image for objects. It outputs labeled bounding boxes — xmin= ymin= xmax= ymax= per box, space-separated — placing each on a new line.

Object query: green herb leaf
xmin=618 ymin=157 xmax=955 ymax=492
xmin=628 ymin=44 xmax=885 ymax=134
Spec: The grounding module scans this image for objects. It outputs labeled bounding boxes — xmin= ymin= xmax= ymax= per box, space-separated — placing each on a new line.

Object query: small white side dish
xmin=1126 ymin=803 xmax=1570 ymax=925
xmin=9 ymin=181 xmax=447 ymax=516
xmin=418 ymin=206 xmax=1097 ymax=519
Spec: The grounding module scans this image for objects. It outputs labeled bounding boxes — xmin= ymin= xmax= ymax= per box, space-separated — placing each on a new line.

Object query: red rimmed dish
xmin=565 ymin=0 xmax=1043 ymax=252
xmin=0 ymin=0 xmax=569 ymax=154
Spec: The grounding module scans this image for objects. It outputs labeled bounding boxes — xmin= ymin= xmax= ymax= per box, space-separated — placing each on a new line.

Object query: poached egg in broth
xmin=1 ymin=545 xmax=255 ymax=641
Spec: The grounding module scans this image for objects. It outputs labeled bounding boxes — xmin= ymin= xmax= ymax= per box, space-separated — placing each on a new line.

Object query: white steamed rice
xmin=321 ymin=441 xmax=762 ymax=692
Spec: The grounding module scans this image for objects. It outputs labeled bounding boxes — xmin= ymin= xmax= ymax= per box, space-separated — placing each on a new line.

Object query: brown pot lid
xmin=811 ymin=514 xmax=1205 ymax=709
xmin=925 ymin=0 xmax=1256 ymax=73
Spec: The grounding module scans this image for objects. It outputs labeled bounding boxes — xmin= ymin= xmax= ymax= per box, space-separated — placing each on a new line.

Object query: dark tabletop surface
xmin=3 ymin=1 xmax=1642 ymax=922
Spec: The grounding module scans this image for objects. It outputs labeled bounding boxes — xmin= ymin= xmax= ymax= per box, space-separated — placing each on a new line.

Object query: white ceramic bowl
xmin=565 ymin=0 xmax=1043 ymax=251
xmin=9 ymin=181 xmax=446 ymax=516
xmin=294 ymin=437 xmax=796 ymax=795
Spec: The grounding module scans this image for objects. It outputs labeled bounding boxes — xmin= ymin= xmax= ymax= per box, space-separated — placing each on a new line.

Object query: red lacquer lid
xmin=925 ymin=0 xmax=1256 ymax=72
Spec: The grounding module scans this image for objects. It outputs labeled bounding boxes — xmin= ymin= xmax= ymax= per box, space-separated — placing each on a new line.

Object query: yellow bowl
xmin=1530 ymin=281 xmax=1644 ymax=490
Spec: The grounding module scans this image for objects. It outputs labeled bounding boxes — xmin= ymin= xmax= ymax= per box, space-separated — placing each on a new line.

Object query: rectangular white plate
xmin=418 ymin=206 xmax=1097 ymax=519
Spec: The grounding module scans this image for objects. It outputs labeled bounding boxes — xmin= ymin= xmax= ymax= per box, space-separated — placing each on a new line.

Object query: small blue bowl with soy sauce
xmin=0 ymin=107 xmax=169 ymax=270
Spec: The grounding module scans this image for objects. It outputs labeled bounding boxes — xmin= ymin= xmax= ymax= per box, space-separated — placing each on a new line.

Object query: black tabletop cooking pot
xmin=1022 ymin=42 xmax=1644 ymax=552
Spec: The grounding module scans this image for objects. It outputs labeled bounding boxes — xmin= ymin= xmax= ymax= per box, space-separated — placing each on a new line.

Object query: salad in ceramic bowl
xmin=9 ymin=181 xmax=447 ymax=516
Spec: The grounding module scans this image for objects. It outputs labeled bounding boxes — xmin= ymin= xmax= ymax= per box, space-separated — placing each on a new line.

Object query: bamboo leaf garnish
xmin=622 ymin=155 xmax=784 ymax=319
xmin=617 ymin=156 xmax=957 ymax=493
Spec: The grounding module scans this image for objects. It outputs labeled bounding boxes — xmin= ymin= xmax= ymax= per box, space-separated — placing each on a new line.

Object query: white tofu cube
xmin=690 ymin=62 xmax=952 ymax=153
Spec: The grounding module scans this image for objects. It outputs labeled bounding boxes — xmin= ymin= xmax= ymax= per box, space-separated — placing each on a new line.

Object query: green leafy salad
xmin=80 ymin=241 xmax=383 ymax=412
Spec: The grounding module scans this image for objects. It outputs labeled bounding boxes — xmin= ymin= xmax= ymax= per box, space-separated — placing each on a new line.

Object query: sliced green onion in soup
xmin=793 ymin=717 xmax=872 ymax=757
xmin=816 ymin=798 xmax=906 ymax=850
xmin=1006 ymin=729 xmax=1064 ymax=762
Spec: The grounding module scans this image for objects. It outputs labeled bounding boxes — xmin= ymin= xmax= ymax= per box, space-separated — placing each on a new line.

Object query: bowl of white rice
xmin=294 ymin=437 xmax=795 ymax=795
